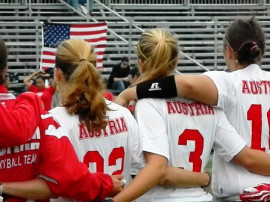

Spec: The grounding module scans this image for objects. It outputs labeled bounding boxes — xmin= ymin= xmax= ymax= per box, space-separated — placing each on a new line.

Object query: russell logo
xmin=149 ymin=83 xmax=161 ymax=91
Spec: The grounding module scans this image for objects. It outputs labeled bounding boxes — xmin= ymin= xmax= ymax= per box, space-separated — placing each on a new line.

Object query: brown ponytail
xmin=55 ymin=39 xmax=108 ymax=130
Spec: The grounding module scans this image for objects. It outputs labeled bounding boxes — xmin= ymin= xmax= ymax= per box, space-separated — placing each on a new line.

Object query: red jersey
xmin=103 ymin=91 xmax=114 ymax=101
xmin=29 ymin=84 xmax=55 ymax=111
xmin=0 ymin=85 xmax=113 ymax=201
xmin=0 ymin=87 xmax=41 ymax=147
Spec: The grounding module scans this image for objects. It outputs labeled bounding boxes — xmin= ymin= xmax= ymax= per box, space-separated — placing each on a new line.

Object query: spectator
xmin=130 ymin=67 xmax=140 ymax=85
xmin=24 ymin=70 xmax=56 ymax=111
xmin=68 ymin=0 xmax=94 ymax=16
xmin=108 ymin=56 xmax=131 ymax=94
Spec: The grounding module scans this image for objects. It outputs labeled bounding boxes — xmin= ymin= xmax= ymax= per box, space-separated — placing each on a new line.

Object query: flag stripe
xmin=70 ymin=29 xmax=107 ymax=36
xmin=70 ymin=26 xmax=107 ymax=32
xmin=70 ymin=34 xmax=107 ymax=40
xmin=71 ymin=23 xmax=107 ymax=28
xmin=41 ymin=59 xmax=55 ymax=64
xmin=42 ymin=51 xmax=56 ymax=56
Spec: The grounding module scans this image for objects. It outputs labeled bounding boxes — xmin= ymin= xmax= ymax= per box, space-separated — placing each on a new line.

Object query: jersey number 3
xmin=83 ymin=147 xmax=125 ymax=175
xmin=178 ymin=129 xmax=204 ymax=172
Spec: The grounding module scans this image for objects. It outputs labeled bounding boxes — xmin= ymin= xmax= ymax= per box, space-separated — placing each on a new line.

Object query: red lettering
xmin=195 ymin=103 xmax=203 ymax=116
xmin=188 ymin=103 xmax=195 ymax=116
xmin=250 ymin=81 xmax=258 ymax=94
xmin=120 ymin=117 xmax=128 ymax=132
xmin=173 ymin=101 xmax=182 ymax=113
xmin=208 ymin=105 xmax=214 ymax=115
xmin=181 ymin=103 xmax=188 ymax=114
xmin=242 ymin=80 xmax=251 ymax=94
xmin=108 ymin=120 xmax=118 ymax=135
xmin=167 ymin=102 xmax=176 ymax=114
xmin=79 ymin=124 xmax=89 ymax=140
xmin=115 ymin=119 xmax=123 ymax=133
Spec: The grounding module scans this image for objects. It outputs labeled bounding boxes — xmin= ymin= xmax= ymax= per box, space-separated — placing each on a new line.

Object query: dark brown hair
xmin=225 ymin=17 xmax=265 ymax=65
xmin=0 ymin=39 xmax=7 ymax=85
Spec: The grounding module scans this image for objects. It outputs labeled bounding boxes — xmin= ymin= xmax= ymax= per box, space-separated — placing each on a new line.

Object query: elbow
xmin=159 ymin=175 xmax=171 ymax=186
xmin=233 ymin=148 xmax=259 ymax=173
xmin=157 ymin=164 xmax=167 ymax=184
xmin=23 ymin=80 xmax=28 ymax=86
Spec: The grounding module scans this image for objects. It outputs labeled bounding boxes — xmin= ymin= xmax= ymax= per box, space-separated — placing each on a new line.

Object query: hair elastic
xmin=80 ymin=58 xmax=86 ymax=62
xmin=137 ymin=42 xmax=148 ymax=60
xmin=250 ymin=42 xmax=258 ymax=52
xmin=157 ymin=38 xmax=165 ymax=43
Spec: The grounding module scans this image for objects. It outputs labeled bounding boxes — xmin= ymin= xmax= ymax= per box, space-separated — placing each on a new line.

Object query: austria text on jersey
xmin=242 ymin=80 xmax=270 ymax=94
xmin=167 ymin=100 xmax=214 ymax=116
xmin=79 ymin=117 xmax=128 ymax=140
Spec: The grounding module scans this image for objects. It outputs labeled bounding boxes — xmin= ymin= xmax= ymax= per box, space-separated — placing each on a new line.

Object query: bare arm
xmin=24 ymin=70 xmax=44 ymax=89
xmin=159 ymin=166 xmax=210 ymax=187
xmin=115 ymin=74 xmax=218 ymax=107
xmin=174 ymin=74 xmax=218 ymax=105
xmin=2 ymin=178 xmax=54 ymax=199
xmin=113 ymin=152 xmax=167 ymax=202
xmin=114 ymin=76 xmax=130 ymax=82
xmin=233 ymin=146 xmax=270 ymax=175
xmin=114 ymin=87 xmax=136 ymax=107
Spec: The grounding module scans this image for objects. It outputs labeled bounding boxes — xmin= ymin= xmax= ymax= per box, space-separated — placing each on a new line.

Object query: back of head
xmin=136 ymin=28 xmax=179 ymax=84
xmin=55 ymin=39 xmax=107 ymax=130
xmin=121 ymin=56 xmax=129 ymax=63
xmin=0 ymin=38 xmax=7 ymax=85
xmin=225 ymin=17 xmax=265 ymax=65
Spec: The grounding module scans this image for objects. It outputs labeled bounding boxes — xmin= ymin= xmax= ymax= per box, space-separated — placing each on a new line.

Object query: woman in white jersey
xmin=45 ymin=38 xmax=142 ymax=201
xmin=115 ymin=17 xmax=270 ymax=201
xmin=112 ymin=28 xmax=270 ymax=202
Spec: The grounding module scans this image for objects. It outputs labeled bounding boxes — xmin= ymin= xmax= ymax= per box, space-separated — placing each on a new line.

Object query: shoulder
xmin=107 ymin=100 xmax=130 ymax=113
xmin=28 ymin=84 xmax=38 ymax=92
xmin=50 ymin=106 xmax=68 ymax=117
xmin=203 ymin=70 xmax=231 ymax=81
xmin=107 ymin=100 xmax=137 ymax=121
xmin=137 ymin=98 xmax=165 ymax=108
xmin=203 ymin=70 xmax=237 ymax=90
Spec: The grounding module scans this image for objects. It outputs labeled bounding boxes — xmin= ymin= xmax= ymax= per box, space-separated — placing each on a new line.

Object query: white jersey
xmin=204 ymin=64 xmax=270 ymax=199
xmin=134 ymin=97 xmax=246 ymax=202
xmin=49 ymin=99 xmax=140 ymax=202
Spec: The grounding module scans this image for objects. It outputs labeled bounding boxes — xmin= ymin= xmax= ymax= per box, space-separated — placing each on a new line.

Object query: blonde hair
xmin=55 ymin=39 xmax=108 ymax=130
xmin=135 ymin=28 xmax=178 ymax=85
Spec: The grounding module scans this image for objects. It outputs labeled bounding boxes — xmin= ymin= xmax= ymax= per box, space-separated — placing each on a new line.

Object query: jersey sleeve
xmin=135 ymin=99 xmax=170 ymax=160
xmin=28 ymin=84 xmax=38 ymax=92
xmin=48 ymin=86 xmax=56 ymax=95
xmin=212 ymin=109 xmax=246 ymax=162
xmin=0 ymin=92 xmax=42 ymax=147
xmin=203 ymin=71 xmax=236 ymax=110
xmin=38 ymin=113 xmax=113 ymax=201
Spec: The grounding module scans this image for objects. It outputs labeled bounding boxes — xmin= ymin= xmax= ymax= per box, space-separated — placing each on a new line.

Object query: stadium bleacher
xmin=0 ymin=0 xmax=270 ymax=92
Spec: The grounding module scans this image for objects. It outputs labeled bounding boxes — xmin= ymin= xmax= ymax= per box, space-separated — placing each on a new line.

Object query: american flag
xmin=40 ymin=22 xmax=108 ymax=70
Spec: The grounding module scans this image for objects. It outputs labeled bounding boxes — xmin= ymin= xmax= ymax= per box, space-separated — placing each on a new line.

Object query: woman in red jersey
xmin=0 ymin=38 xmax=124 ymax=201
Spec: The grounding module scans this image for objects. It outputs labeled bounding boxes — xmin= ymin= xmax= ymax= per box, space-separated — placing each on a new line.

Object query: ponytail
xmin=56 ymin=39 xmax=108 ymax=131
